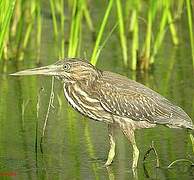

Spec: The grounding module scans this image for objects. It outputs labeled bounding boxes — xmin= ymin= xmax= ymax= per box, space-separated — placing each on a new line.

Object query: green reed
xmin=90 ymin=0 xmax=113 ymax=65
xmin=60 ymin=0 xmax=65 ymax=59
xmin=0 ymin=0 xmax=194 ymax=71
xmin=83 ymin=0 xmax=94 ymax=33
xmin=186 ymin=0 xmax=194 ymax=69
xmin=0 ymin=0 xmax=16 ymax=59
xmin=150 ymin=1 xmax=169 ymax=65
xmin=116 ymin=0 xmax=128 ymax=66
xmin=141 ymin=0 xmax=157 ymax=69
xmin=68 ymin=0 xmax=84 ymax=57
xmin=130 ymin=8 xmax=139 ymax=70
xmin=49 ymin=0 xmax=58 ymax=38
xmin=36 ymin=0 xmax=42 ymax=63
xmin=11 ymin=0 xmax=24 ymax=58
xmin=168 ymin=10 xmax=179 ymax=46
xmin=6 ymin=0 xmax=42 ymax=61
xmin=19 ymin=1 xmax=37 ymax=60
xmin=139 ymin=0 xmax=179 ymax=70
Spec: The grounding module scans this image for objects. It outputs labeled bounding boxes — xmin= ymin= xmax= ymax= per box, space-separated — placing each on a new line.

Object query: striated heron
xmin=11 ymin=58 xmax=194 ymax=169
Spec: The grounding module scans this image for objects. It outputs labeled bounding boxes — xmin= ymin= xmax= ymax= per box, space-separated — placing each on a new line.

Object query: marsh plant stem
xmin=150 ymin=5 xmax=168 ymax=64
xmin=167 ymin=10 xmax=179 ymax=46
xmin=186 ymin=0 xmax=194 ymax=68
xmin=116 ymin=0 xmax=128 ymax=66
xmin=131 ymin=10 xmax=138 ymax=70
xmin=49 ymin=0 xmax=58 ymax=38
xmin=68 ymin=0 xmax=84 ymax=57
xmin=60 ymin=0 xmax=65 ymax=59
xmin=41 ymin=77 xmax=55 ymax=143
xmin=90 ymin=0 xmax=113 ymax=66
xmin=0 ymin=0 xmax=16 ymax=58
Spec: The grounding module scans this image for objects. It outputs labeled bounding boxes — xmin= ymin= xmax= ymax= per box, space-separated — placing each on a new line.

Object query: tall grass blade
xmin=167 ymin=10 xmax=179 ymax=45
xmin=150 ymin=3 xmax=169 ymax=64
xmin=13 ymin=1 xmax=25 ymax=59
xmin=116 ymin=0 xmax=128 ymax=66
xmin=83 ymin=0 xmax=94 ymax=32
xmin=68 ymin=0 xmax=77 ymax=57
xmin=11 ymin=0 xmax=21 ymax=38
xmin=176 ymin=0 xmax=184 ymax=18
xmin=22 ymin=1 xmax=36 ymax=49
xmin=141 ymin=0 xmax=157 ymax=69
xmin=19 ymin=1 xmax=37 ymax=60
xmin=186 ymin=0 xmax=194 ymax=69
xmin=93 ymin=23 xmax=118 ymax=63
xmin=68 ymin=0 xmax=84 ymax=57
xmin=60 ymin=0 xmax=65 ymax=59
xmin=0 ymin=0 xmax=16 ymax=59
xmin=131 ymin=10 xmax=138 ymax=70
xmin=36 ymin=0 xmax=42 ymax=63
xmin=49 ymin=0 xmax=58 ymax=38
xmin=90 ymin=0 xmax=113 ymax=66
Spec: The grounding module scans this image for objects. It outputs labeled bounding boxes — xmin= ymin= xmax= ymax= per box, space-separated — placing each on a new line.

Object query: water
xmin=0 ymin=4 xmax=194 ymax=180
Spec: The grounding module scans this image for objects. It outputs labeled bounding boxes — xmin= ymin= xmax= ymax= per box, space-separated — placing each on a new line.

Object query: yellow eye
xmin=63 ymin=63 xmax=71 ymax=71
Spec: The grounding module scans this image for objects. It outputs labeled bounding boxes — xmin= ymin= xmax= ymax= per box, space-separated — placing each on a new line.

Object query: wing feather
xmin=97 ymin=71 xmax=193 ymax=129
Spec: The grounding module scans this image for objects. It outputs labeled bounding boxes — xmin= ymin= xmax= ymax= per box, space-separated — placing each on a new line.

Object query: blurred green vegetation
xmin=0 ymin=0 xmax=194 ymax=71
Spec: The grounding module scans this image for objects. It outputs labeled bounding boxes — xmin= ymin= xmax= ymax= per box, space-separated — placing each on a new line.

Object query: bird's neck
xmin=65 ymin=77 xmax=96 ymax=88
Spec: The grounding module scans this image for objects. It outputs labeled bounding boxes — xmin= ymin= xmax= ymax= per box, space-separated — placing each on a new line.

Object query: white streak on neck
xmin=63 ymin=84 xmax=83 ymax=113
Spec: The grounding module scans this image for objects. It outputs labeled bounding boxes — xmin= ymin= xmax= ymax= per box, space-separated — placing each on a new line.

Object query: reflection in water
xmin=143 ymin=162 xmax=161 ymax=179
xmin=143 ymin=141 xmax=160 ymax=168
xmin=84 ymin=120 xmax=100 ymax=180
xmin=106 ymin=166 xmax=115 ymax=180
xmin=143 ymin=156 xmax=194 ymax=179
xmin=143 ymin=162 xmax=150 ymax=178
xmin=105 ymin=165 xmax=139 ymax=180
xmin=132 ymin=168 xmax=138 ymax=180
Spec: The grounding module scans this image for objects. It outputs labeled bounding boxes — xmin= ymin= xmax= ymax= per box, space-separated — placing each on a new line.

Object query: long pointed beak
xmin=10 ymin=64 xmax=60 ymax=76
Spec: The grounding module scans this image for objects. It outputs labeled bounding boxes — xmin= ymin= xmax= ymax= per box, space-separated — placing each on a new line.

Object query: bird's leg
xmin=131 ymin=133 xmax=139 ymax=169
xmin=121 ymin=127 xmax=139 ymax=169
xmin=105 ymin=124 xmax=116 ymax=166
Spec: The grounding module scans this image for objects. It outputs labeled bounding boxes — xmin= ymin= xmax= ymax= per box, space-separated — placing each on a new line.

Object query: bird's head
xmin=11 ymin=58 xmax=101 ymax=83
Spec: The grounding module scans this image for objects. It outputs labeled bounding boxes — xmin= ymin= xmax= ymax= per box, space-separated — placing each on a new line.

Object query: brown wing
xmin=97 ymin=71 xmax=193 ymax=129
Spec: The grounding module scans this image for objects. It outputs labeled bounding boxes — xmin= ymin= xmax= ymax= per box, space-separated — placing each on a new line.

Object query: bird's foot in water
xmin=104 ymin=159 xmax=113 ymax=167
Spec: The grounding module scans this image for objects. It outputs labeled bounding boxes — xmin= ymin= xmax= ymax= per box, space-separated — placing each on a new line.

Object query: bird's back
xmin=96 ymin=71 xmax=194 ymax=130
